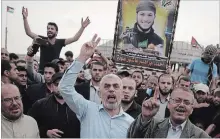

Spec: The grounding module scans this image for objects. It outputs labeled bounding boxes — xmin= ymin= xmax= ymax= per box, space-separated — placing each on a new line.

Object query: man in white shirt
xmin=127 ymin=87 xmax=210 ymax=138
xmin=1 ymin=84 xmax=39 ymax=138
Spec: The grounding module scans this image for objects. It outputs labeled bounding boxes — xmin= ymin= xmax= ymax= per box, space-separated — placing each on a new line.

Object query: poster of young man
xmin=114 ymin=0 xmax=180 ymax=70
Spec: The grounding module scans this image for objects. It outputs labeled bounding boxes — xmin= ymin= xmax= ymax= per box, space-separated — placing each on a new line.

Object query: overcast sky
xmin=1 ymin=0 xmax=219 ymax=58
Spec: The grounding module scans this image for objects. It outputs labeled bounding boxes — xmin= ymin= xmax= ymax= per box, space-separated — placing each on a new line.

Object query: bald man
xmin=1 ymin=48 xmax=9 ymax=61
xmin=1 ymin=84 xmax=39 ymax=138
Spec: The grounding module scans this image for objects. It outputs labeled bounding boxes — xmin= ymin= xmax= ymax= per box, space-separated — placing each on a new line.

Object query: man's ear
xmin=4 ymin=70 xmax=10 ymax=77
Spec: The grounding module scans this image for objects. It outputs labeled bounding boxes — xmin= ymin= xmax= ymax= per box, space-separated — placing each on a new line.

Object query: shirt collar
xmin=98 ymin=104 xmax=126 ymax=117
xmin=168 ymin=119 xmax=187 ymax=131
xmin=157 ymin=94 xmax=170 ymax=101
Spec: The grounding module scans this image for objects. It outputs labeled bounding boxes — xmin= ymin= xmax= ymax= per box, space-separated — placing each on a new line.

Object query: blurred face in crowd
xmin=17 ymin=71 xmax=27 ymax=86
xmin=137 ymin=10 xmax=155 ymax=30
xmin=64 ymin=62 xmax=71 ymax=70
xmin=33 ymin=60 xmax=39 ymax=72
xmin=168 ymin=88 xmax=194 ymax=125
xmin=17 ymin=62 xmax=26 ymax=68
xmin=132 ymin=71 xmax=143 ymax=88
xmin=52 ymin=79 xmax=63 ymax=99
xmin=146 ymin=76 xmax=158 ymax=91
xmin=91 ymin=64 xmax=105 ymax=83
xmin=11 ymin=58 xmax=18 ymax=63
xmin=1 ymin=48 xmax=9 ymax=61
xmin=47 ymin=25 xmax=57 ymax=39
xmin=109 ymin=67 xmax=118 ymax=74
xmin=178 ymin=79 xmax=190 ymax=90
xmin=100 ymin=74 xmax=122 ymax=110
xmin=213 ymin=90 xmax=220 ymax=106
xmin=78 ymin=70 xmax=85 ymax=80
xmin=44 ymin=67 xmax=55 ymax=83
xmin=121 ymin=78 xmax=137 ymax=104
xmin=159 ymin=75 xmax=173 ymax=96
xmin=195 ymin=90 xmax=207 ymax=103
xmin=2 ymin=84 xmax=23 ymax=121
xmin=6 ymin=63 xmax=19 ymax=82
xmin=58 ymin=63 xmax=64 ymax=73
xmin=66 ymin=55 xmax=73 ymax=62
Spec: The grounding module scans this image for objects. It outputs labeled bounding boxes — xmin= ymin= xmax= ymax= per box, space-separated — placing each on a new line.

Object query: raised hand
xmin=81 ymin=17 xmax=90 ymax=28
xmin=47 ymin=129 xmax=64 ymax=138
xmin=78 ymin=34 xmax=101 ymax=62
xmin=22 ymin=7 xmax=28 ymax=19
xmin=141 ymin=87 xmax=160 ymax=121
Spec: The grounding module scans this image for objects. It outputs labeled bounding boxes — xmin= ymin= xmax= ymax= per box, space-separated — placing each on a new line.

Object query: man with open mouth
xmin=127 ymin=87 xmax=210 ymax=138
xmin=59 ymin=34 xmax=134 ymax=138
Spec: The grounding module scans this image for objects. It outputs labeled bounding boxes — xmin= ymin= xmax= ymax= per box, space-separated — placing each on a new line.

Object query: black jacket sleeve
xmin=28 ymin=100 xmax=48 ymax=138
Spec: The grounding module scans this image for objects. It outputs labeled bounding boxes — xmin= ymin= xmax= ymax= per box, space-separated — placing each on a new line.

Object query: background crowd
xmin=1 ymin=6 xmax=220 ymax=138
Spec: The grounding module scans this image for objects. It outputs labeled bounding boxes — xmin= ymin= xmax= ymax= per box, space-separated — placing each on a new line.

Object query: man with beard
xmin=75 ymin=61 xmax=105 ymax=104
xmin=59 ymin=34 xmax=134 ymax=138
xmin=154 ymin=74 xmax=174 ymax=120
xmin=75 ymin=70 xmax=86 ymax=85
xmin=1 ymin=84 xmax=39 ymax=138
xmin=1 ymin=60 xmax=19 ymax=84
xmin=121 ymin=77 xmax=141 ymax=119
xmin=131 ymin=70 xmax=144 ymax=90
xmin=22 ymin=7 xmax=90 ymax=72
xmin=28 ymin=73 xmax=80 ymax=138
xmin=185 ymin=45 xmax=218 ymax=90
xmin=26 ymin=62 xmax=59 ymax=107
xmin=127 ymin=87 xmax=210 ymax=138
xmin=122 ymin=1 xmax=164 ymax=55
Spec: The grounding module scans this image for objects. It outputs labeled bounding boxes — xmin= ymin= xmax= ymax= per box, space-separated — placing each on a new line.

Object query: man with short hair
xmin=1 ymin=48 xmax=9 ymax=61
xmin=75 ymin=61 xmax=105 ymax=104
xmin=108 ymin=65 xmax=118 ymax=74
xmin=22 ymin=7 xmax=90 ymax=72
xmin=121 ymin=77 xmax=141 ymax=119
xmin=9 ymin=53 xmax=19 ymax=62
xmin=127 ymin=87 xmax=210 ymax=138
xmin=28 ymin=73 xmax=80 ymax=138
xmin=1 ymin=84 xmax=39 ymax=138
xmin=16 ymin=60 xmax=26 ymax=68
xmin=131 ymin=70 xmax=144 ymax=89
xmin=177 ymin=76 xmax=191 ymax=90
xmin=15 ymin=66 xmax=31 ymax=114
xmin=1 ymin=60 xmax=19 ymax=84
xmin=26 ymin=62 xmax=59 ymax=106
xmin=59 ymin=35 xmax=134 ymax=138
xmin=65 ymin=51 xmax=74 ymax=62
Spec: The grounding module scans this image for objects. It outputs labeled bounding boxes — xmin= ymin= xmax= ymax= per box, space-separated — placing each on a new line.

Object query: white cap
xmin=194 ymin=83 xmax=209 ymax=94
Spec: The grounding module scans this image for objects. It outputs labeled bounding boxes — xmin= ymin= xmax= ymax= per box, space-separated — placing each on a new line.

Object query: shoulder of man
xmin=23 ymin=114 xmax=38 ymax=124
xmin=151 ymin=33 xmax=164 ymax=44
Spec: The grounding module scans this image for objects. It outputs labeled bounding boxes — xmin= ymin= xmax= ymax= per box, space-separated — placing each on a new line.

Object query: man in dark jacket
xmin=26 ymin=62 xmax=59 ymax=106
xmin=28 ymin=73 xmax=80 ymax=138
xmin=75 ymin=61 xmax=105 ymax=103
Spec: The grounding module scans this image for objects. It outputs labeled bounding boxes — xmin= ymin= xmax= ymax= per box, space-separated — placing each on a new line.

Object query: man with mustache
xmin=22 ymin=7 xmax=90 ymax=73
xmin=28 ymin=73 xmax=80 ymax=138
xmin=121 ymin=77 xmax=141 ymax=119
xmin=75 ymin=61 xmax=105 ymax=104
xmin=1 ymin=84 xmax=39 ymax=138
xmin=1 ymin=48 xmax=9 ymax=61
xmin=59 ymin=34 xmax=134 ymax=138
xmin=127 ymin=87 xmax=210 ymax=138
xmin=185 ymin=45 xmax=218 ymax=90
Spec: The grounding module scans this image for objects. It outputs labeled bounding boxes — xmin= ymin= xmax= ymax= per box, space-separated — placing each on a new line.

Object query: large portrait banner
xmin=113 ymin=0 xmax=180 ymax=71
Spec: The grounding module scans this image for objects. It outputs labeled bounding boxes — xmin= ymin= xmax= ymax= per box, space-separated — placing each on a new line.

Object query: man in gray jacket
xmin=127 ymin=87 xmax=210 ymax=138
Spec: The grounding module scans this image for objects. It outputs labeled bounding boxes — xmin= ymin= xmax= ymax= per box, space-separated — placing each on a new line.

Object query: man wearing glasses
xmin=127 ymin=87 xmax=210 ymax=138
xmin=1 ymin=84 xmax=39 ymax=138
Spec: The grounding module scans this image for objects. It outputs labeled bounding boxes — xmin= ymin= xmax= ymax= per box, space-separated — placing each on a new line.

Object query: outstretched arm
xmin=65 ymin=17 xmax=90 ymax=45
xmin=22 ymin=7 xmax=38 ymax=39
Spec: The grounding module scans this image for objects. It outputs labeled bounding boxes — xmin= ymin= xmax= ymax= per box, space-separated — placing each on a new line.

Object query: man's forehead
xmin=172 ymin=89 xmax=193 ymax=100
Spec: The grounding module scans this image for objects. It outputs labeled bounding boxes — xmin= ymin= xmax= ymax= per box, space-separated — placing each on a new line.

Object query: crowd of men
xmin=1 ymin=7 xmax=220 ymax=138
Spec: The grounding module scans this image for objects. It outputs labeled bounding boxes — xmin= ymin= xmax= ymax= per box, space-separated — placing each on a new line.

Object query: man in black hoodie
xmin=122 ymin=1 xmax=164 ymax=55
xmin=28 ymin=73 xmax=80 ymax=138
